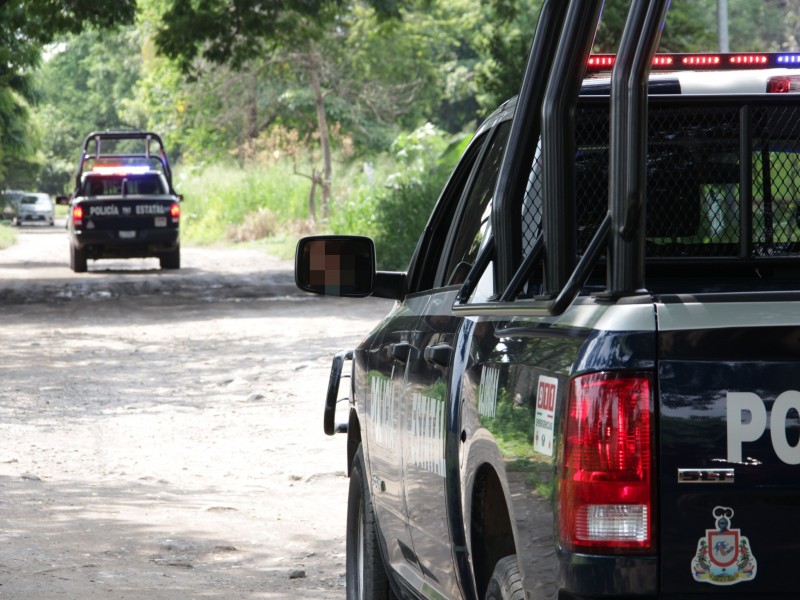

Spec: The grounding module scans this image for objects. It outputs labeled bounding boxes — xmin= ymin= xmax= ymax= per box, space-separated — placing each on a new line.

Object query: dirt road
xmin=0 ymin=224 xmax=393 ymax=598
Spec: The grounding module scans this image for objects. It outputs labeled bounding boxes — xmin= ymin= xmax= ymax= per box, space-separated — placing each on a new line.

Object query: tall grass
xmin=176 ymin=161 xmax=312 ymax=245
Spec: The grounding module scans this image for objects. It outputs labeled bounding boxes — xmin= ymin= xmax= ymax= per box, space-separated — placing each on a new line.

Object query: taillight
xmin=767 ymin=75 xmax=800 ymax=93
xmin=72 ymin=205 xmax=83 ymax=226
xmin=170 ymin=202 xmax=180 ymax=222
xmin=559 ymin=371 xmax=653 ymax=553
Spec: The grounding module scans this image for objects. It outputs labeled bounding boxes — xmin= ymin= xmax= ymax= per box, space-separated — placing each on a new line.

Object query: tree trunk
xmin=307 ymin=51 xmax=332 ymax=219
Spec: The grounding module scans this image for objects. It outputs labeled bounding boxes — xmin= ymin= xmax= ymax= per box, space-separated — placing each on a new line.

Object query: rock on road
xmin=0 ymin=223 xmax=393 ymax=598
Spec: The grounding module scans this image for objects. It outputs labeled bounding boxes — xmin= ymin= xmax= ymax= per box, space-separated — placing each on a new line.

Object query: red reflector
xmin=170 ymin=203 xmax=180 ymax=219
xmin=767 ymin=75 xmax=800 ymax=93
xmin=559 ymin=372 xmax=653 ymax=553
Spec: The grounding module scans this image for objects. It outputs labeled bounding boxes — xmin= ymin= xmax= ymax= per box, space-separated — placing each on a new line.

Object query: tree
xmin=0 ymin=0 xmax=136 ymax=189
xmin=153 ymin=0 xmax=403 ymax=220
xmin=34 ymin=27 xmax=144 ymax=193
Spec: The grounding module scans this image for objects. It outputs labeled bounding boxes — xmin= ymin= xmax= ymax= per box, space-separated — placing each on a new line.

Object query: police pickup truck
xmin=59 ymin=131 xmax=181 ymax=273
xmin=295 ymin=2 xmax=800 ymax=599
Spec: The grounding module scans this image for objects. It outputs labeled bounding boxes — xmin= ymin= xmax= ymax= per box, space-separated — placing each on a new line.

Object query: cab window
xmin=438 ymin=120 xmax=511 ymax=288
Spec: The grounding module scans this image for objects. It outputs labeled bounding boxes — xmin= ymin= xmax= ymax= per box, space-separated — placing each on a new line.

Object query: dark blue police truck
xmin=59 ymin=131 xmax=181 ymax=273
xmin=296 ymin=1 xmax=800 ymax=598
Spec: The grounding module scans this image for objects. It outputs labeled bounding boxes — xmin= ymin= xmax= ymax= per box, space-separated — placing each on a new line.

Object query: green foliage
xmin=474 ymin=0 xmax=542 ymax=112
xmin=176 ymin=161 xmax=311 ymax=245
xmin=0 ymin=222 xmax=17 ymax=249
xmin=594 ymin=0 xmax=717 ymax=53
xmin=366 ymin=123 xmax=471 ymax=270
xmin=0 ymin=0 xmax=136 ymax=190
xmin=33 ymin=28 xmax=144 ymax=193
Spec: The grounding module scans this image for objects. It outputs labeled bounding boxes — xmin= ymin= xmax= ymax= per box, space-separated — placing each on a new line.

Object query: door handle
xmin=390 ymin=342 xmax=416 ymax=363
xmin=424 ymin=343 xmax=453 ymax=369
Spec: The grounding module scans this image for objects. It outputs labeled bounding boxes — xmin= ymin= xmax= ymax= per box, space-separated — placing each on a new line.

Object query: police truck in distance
xmin=296 ymin=1 xmax=800 ymax=599
xmin=60 ymin=131 xmax=181 ymax=273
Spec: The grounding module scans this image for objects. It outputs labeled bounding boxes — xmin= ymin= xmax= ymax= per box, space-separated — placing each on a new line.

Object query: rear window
xmin=82 ymin=174 xmax=165 ymax=196
xmin=21 ymin=195 xmax=51 ymax=206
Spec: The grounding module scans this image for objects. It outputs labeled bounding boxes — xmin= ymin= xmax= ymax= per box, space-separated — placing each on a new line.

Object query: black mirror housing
xmin=295 ymin=235 xmax=376 ymax=297
xmin=55 ymin=195 xmax=71 ymax=205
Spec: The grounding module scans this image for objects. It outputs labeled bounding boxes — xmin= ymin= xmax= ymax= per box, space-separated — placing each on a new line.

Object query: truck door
xmin=364 ymin=120 xmax=501 ymax=591
xmin=657 ymin=296 xmax=800 ymax=595
xmin=403 ymin=119 xmax=511 ymax=599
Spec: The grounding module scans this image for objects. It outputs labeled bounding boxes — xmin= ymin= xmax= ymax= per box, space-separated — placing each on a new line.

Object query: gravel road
xmin=0 ymin=223 xmax=393 ymax=598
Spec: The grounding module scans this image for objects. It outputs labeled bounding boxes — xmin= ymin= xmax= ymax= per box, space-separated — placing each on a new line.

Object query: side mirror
xmin=295 ymin=235 xmax=376 ymax=297
xmin=55 ymin=195 xmax=71 ymax=205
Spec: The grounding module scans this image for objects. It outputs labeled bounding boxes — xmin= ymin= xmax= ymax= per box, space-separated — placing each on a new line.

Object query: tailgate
xmin=658 ymin=297 xmax=800 ymax=595
xmin=79 ymin=197 xmax=176 ymax=231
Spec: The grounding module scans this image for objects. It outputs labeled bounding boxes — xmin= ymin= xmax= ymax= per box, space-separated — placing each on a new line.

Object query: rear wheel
xmin=70 ymin=244 xmax=87 ymax=273
xmin=346 ymin=445 xmax=391 ymax=600
xmin=485 ymin=555 xmax=524 ymax=600
xmin=160 ymin=245 xmax=180 ymax=269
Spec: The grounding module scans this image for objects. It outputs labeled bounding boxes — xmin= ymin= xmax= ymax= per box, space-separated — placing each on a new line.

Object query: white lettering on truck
xmin=727 ymin=391 xmax=800 ymax=464
xmin=89 ymin=205 xmax=119 ymax=216
xmin=136 ymin=205 xmax=167 ymax=215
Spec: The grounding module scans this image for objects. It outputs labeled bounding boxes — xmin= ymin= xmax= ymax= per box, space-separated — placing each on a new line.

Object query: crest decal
xmin=691 ymin=506 xmax=757 ymax=585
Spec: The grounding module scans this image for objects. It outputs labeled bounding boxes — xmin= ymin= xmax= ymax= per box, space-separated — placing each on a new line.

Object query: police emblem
xmin=691 ymin=506 xmax=757 ymax=585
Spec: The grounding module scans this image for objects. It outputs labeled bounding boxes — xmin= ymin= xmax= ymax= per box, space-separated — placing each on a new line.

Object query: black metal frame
xmin=74 ymin=130 xmax=176 ymax=195
xmin=473 ymin=0 xmax=692 ymax=315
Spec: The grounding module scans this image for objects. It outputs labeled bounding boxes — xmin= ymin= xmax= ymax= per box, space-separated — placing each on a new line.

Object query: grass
xmin=175 ymin=161 xmax=313 ymax=246
xmin=0 ymin=223 xmax=17 ymax=250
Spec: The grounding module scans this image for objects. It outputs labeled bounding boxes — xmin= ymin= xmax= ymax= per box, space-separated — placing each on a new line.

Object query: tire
xmin=160 ymin=245 xmax=180 ymax=270
xmin=346 ymin=445 xmax=391 ymax=600
xmin=485 ymin=555 xmax=524 ymax=600
xmin=70 ymin=244 xmax=88 ymax=273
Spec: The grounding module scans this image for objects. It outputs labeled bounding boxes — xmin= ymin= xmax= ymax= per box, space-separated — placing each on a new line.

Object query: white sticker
xmin=534 ymin=375 xmax=558 ymax=456
xmin=691 ymin=506 xmax=757 ymax=585
xmin=478 ymin=366 xmax=500 ymax=419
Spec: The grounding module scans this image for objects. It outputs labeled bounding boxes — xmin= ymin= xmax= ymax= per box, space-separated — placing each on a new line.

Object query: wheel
xmin=346 ymin=445 xmax=391 ymax=600
xmin=160 ymin=245 xmax=180 ymax=269
xmin=70 ymin=244 xmax=87 ymax=273
xmin=485 ymin=555 xmax=524 ymax=600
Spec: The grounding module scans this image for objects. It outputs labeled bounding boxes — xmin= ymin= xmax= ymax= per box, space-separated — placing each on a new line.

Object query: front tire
xmin=485 ymin=555 xmax=524 ymax=600
xmin=70 ymin=244 xmax=87 ymax=273
xmin=346 ymin=445 xmax=391 ymax=600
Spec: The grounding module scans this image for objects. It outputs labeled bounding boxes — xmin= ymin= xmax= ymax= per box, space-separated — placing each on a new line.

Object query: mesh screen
xmin=521 ymin=100 xmax=800 ymax=261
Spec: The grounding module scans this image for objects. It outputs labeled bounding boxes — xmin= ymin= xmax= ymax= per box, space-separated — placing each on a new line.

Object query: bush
xmin=368 ymin=123 xmax=471 ymax=271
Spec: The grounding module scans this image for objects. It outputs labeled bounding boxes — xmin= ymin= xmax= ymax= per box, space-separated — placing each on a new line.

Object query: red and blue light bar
xmin=587 ymin=53 xmax=800 ymax=72
xmin=90 ymin=164 xmax=153 ymax=176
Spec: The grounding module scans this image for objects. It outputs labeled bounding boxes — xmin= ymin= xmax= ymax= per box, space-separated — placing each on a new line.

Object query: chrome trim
xmin=677 ymin=468 xmax=735 ymax=484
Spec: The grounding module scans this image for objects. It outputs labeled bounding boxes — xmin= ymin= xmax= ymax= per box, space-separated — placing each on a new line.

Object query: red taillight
xmin=559 ymin=372 xmax=653 ymax=553
xmin=170 ymin=203 xmax=180 ymax=221
xmin=767 ymin=75 xmax=800 ymax=93
xmin=72 ymin=205 xmax=83 ymax=226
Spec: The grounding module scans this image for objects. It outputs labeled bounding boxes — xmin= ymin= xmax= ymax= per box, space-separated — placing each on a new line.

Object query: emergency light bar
xmin=586 ymin=52 xmax=800 ymax=72
xmin=89 ymin=165 xmax=152 ymax=176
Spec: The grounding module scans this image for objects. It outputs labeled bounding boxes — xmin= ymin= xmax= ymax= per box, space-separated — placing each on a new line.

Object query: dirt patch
xmin=0 ymin=225 xmax=393 ymax=598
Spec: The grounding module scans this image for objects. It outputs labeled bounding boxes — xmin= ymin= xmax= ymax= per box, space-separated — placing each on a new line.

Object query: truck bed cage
xmin=74 ymin=131 xmax=176 ymax=195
